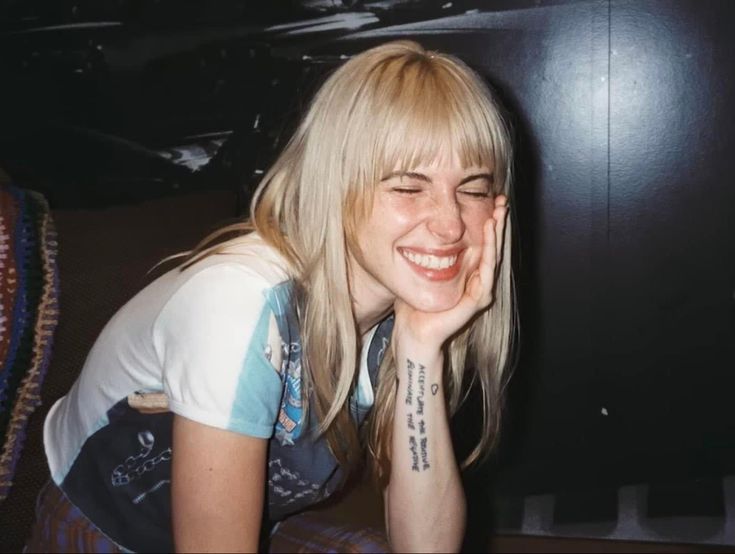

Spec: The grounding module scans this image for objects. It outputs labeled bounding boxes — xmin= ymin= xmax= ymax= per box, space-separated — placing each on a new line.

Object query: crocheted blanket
xmin=0 ymin=184 xmax=59 ymax=502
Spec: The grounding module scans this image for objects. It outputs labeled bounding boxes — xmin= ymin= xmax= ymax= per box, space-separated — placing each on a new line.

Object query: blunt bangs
xmin=363 ymin=53 xmax=508 ymax=193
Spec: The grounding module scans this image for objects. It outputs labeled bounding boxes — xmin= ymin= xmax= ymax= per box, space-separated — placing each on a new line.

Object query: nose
xmin=426 ymin=196 xmax=465 ymax=243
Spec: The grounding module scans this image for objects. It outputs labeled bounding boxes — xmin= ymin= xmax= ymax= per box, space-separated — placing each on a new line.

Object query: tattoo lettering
xmin=409 ymin=435 xmax=420 ymax=472
xmin=420 ymin=437 xmax=430 ymax=470
xmin=416 ymin=363 xmax=426 ymax=416
xmin=405 ymin=359 xmax=414 ymax=406
xmin=405 ymin=358 xmax=431 ymax=472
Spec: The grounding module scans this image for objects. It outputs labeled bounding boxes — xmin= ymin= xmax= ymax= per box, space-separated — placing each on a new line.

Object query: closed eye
xmin=458 ymin=173 xmax=493 ymax=198
xmin=392 ymin=187 xmax=422 ymax=194
xmin=459 ymin=190 xmax=490 ymax=198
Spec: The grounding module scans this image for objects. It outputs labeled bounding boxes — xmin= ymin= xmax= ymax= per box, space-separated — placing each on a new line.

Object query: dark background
xmin=1 ymin=0 xmax=733 ymax=547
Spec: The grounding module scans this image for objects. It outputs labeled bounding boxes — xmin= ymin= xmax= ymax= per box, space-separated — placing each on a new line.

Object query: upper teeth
xmin=403 ymin=250 xmax=458 ymax=269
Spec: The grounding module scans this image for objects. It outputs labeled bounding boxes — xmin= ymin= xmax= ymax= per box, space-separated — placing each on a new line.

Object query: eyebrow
xmin=381 ymin=171 xmax=494 ymax=185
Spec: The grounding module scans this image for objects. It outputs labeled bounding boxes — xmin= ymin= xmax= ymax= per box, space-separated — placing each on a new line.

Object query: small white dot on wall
xmin=601 ymin=407 xmax=609 ymax=416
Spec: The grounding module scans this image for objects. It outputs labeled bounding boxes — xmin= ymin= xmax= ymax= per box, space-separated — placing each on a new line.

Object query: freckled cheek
xmin=379 ymin=198 xmax=424 ymax=229
xmin=463 ymin=210 xmax=493 ymax=246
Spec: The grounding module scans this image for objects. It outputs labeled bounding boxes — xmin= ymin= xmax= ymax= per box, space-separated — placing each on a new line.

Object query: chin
xmin=402 ymin=288 xmax=463 ymax=313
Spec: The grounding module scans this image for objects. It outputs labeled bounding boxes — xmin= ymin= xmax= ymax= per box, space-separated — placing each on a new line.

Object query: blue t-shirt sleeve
xmin=153 ymin=263 xmax=284 ymax=438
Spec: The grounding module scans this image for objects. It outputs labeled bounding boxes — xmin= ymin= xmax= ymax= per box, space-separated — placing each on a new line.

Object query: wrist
xmin=392 ymin=299 xmax=457 ymax=347
xmin=392 ymin=343 xmax=444 ymax=387
xmin=391 ymin=316 xmax=445 ymax=351
xmin=392 ymin=338 xmax=443 ymax=370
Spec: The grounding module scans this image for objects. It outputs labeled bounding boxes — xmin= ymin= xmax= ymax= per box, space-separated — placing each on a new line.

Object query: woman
xmin=29 ymin=40 xmax=514 ymax=552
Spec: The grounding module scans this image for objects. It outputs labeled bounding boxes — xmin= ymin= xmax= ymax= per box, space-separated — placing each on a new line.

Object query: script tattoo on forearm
xmin=405 ymin=357 xmax=433 ymax=472
xmin=405 ymin=359 xmax=414 ymax=406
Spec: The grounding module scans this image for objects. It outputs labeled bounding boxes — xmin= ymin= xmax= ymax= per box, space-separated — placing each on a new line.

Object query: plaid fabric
xmin=25 ymin=481 xmax=124 ymax=553
xmin=268 ymin=511 xmax=391 ymax=553
xmin=27 ymin=481 xmax=390 ymax=553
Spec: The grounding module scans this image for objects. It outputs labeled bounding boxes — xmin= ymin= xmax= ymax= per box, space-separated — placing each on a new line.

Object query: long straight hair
xmin=184 ymin=40 xmax=516 ymax=486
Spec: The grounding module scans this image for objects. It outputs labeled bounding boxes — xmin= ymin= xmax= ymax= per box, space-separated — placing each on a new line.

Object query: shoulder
xmin=162 ymin=234 xmax=289 ymax=308
xmin=179 ymin=233 xmax=290 ymax=290
xmin=151 ymin=234 xmax=292 ymax=348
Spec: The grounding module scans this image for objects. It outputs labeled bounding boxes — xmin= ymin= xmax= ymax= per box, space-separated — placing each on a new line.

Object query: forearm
xmin=386 ymin=345 xmax=466 ymax=553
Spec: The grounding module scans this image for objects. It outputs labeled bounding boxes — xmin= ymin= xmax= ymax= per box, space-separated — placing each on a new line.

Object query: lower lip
xmin=400 ymin=250 xmax=464 ymax=281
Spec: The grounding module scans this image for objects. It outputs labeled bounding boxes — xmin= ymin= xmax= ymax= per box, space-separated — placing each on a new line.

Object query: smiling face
xmin=349 ymin=150 xmax=496 ymax=320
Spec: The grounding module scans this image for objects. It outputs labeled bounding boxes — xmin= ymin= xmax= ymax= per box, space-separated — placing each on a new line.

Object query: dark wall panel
xmin=606 ymin=0 xmax=735 ymax=469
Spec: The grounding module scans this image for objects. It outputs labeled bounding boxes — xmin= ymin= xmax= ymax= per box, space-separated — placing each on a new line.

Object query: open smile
xmin=398 ymin=247 xmax=464 ymax=280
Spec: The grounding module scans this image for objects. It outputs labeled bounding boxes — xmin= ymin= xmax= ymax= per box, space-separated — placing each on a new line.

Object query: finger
xmin=494 ymin=204 xmax=508 ymax=267
xmin=478 ymin=216 xmax=497 ymax=305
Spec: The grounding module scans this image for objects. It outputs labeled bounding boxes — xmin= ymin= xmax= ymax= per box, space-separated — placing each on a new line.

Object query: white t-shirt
xmin=43 ymin=233 xmax=390 ymax=551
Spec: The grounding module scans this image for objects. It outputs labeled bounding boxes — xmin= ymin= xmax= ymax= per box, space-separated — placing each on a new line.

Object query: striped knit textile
xmin=0 ymin=183 xmax=60 ymax=503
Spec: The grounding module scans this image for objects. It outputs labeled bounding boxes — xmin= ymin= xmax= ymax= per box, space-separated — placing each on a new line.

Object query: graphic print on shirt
xmin=60 ymin=400 xmax=175 ymax=552
xmin=275 ymin=341 xmax=303 ymax=446
xmin=110 ymin=428 xmax=172 ymax=505
xmin=268 ymin=457 xmax=322 ymax=506
xmin=111 ymin=430 xmax=169 ymax=487
xmin=265 ymin=282 xmax=306 ymax=447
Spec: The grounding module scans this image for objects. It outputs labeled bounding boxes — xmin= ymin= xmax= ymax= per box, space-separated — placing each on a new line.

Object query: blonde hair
xmin=185 ymin=40 xmax=516 ymax=486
